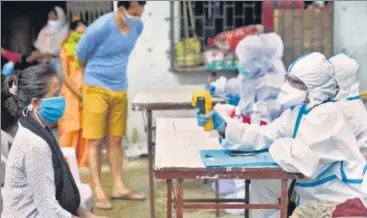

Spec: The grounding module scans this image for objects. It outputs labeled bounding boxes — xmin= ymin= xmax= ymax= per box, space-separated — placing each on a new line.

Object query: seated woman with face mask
xmin=196 ymin=52 xmax=367 ymax=218
xmin=1 ymin=64 xmax=105 ymax=218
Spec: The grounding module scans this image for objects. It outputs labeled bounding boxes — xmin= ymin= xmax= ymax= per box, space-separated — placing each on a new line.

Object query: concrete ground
xmin=80 ymin=158 xmax=243 ymax=218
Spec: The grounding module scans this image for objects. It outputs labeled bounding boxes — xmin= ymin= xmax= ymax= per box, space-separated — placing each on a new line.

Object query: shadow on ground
xmin=80 ymin=159 xmax=242 ymax=218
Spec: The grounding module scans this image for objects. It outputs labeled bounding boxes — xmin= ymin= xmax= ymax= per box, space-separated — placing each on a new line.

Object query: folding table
xmin=131 ymin=85 xmax=225 ymax=218
xmin=154 ymin=118 xmax=303 ymax=218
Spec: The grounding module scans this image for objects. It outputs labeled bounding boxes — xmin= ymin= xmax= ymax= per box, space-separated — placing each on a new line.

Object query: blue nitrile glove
xmin=225 ymin=94 xmax=240 ymax=106
xmin=205 ymin=84 xmax=216 ymax=96
xmin=2 ymin=61 xmax=15 ymax=76
xmin=196 ymin=109 xmax=226 ymax=131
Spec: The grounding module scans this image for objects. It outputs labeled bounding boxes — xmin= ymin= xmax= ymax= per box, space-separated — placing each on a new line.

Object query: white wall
xmin=333 ymin=1 xmax=367 ymax=90
xmin=126 ymin=1 xmax=234 ymax=143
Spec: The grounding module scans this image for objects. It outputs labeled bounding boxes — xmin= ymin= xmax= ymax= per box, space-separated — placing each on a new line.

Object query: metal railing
xmin=66 ymin=1 xmax=113 ymax=25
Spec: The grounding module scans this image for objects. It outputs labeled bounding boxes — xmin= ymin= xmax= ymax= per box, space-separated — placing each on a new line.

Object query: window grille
xmin=170 ymin=1 xmax=262 ymax=73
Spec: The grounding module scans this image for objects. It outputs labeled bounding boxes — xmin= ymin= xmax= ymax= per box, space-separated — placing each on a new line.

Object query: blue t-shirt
xmin=76 ymin=12 xmax=143 ymax=91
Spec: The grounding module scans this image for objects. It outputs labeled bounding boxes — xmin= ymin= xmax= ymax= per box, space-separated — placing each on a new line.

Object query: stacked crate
xmin=273 ymin=7 xmax=333 ymax=67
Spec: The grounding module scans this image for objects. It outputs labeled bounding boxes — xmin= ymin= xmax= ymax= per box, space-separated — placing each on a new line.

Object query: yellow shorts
xmin=82 ymin=85 xmax=128 ymax=139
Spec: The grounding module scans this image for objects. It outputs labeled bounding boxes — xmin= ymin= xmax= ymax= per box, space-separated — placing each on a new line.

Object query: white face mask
xmin=48 ymin=20 xmax=60 ymax=31
xmin=122 ymin=8 xmax=141 ymax=26
xmin=277 ymin=82 xmax=307 ymax=107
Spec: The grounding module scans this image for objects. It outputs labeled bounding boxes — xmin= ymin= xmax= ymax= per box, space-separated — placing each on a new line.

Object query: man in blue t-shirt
xmin=76 ymin=1 xmax=146 ymax=210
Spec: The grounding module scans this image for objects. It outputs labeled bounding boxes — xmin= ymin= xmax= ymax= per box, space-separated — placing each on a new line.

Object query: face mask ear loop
xmin=23 ymin=104 xmax=45 ymax=128
xmin=22 ymin=105 xmax=31 ymax=117
xmin=33 ymin=110 xmax=45 ymax=128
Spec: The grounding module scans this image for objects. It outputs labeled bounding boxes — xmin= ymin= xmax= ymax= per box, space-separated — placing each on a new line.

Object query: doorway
xmin=1 ymin=1 xmax=66 ymax=55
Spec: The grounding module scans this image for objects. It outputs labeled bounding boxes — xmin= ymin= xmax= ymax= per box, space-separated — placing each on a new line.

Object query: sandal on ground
xmin=110 ymin=190 xmax=146 ymax=201
xmin=94 ymin=198 xmax=113 ymax=210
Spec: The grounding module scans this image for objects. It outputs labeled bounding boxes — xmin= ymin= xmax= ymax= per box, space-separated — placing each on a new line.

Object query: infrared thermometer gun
xmin=192 ymin=90 xmax=214 ymax=131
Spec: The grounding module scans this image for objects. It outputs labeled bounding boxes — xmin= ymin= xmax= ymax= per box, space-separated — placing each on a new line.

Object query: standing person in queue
xmin=33 ymin=6 xmax=69 ymax=78
xmin=58 ymin=17 xmax=88 ymax=167
xmin=1 ymin=64 xmax=106 ymax=218
xmin=76 ymin=1 xmax=146 ymax=210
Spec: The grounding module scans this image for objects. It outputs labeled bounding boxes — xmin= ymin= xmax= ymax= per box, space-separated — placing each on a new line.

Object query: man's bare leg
xmin=87 ymin=139 xmax=112 ymax=208
xmin=108 ymin=136 xmax=144 ymax=199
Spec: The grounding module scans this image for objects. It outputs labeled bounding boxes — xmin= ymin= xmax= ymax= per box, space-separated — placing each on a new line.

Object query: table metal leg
xmin=176 ymin=179 xmax=184 ymax=218
xmin=215 ymin=180 xmax=220 ymax=217
xmin=280 ymin=179 xmax=288 ymax=218
xmin=167 ymin=179 xmax=172 ymax=218
xmin=244 ymin=179 xmax=250 ymax=218
xmin=147 ymin=110 xmax=155 ymax=218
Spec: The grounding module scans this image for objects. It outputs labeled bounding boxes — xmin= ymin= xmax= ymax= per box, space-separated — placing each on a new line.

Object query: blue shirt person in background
xmin=76 ymin=1 xmax=146 ymax=210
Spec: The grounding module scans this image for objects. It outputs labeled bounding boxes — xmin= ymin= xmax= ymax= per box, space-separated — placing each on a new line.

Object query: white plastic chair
xmin=61 ymin=147 xmax=94 ymax=211
xmin=1 ymin=130 xmax=13 ymax=214
xmin=1 ymin=130 xmax=13 ymax=187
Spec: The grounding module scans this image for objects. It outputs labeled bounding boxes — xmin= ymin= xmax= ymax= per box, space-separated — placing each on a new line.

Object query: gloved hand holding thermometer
xmin=192 ymin=90 xmax=227 ymax=142
xmin=192 ymin=90 xmax=214 ymax=131
xmin=196 ymin=110 xmax=226 ymax=133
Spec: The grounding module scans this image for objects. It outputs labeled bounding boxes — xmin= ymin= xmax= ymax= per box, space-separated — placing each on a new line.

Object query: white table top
xmin=131 ymin=85 xmax=225 ymax=111
xmin=155 ymin=118 xmax=222 ymax=170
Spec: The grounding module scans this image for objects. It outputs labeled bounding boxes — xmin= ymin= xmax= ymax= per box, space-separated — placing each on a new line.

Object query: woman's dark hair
xmin=117 ymin=1 xmax=146 ymax=9
xmin=70 ymin=20 xmax=86 ymax=31
xmin=4 ymin=64 xmax=58 ymax=117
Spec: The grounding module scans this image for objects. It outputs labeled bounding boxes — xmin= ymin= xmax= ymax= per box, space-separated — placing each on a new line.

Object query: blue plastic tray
xmin=199 ymin=149 xmax=278 ymax=168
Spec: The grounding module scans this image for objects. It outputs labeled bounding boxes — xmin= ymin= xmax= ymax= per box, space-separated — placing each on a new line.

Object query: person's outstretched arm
xmin=221 ymin=108 xmax=292 ymax=151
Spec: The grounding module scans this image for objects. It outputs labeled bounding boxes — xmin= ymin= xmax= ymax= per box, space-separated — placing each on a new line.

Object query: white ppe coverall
xmin=212 ymin=33 xmax=286 ymax=123
xmin=256 ymin=33 xmax=287 ymax=121
xmin=221 ymin=52 xmax=367 ymax=217
xmin=211 ymin=33 xmax=286 ymax=197
xmin=329 ymin=54 xmax=367 ymax=155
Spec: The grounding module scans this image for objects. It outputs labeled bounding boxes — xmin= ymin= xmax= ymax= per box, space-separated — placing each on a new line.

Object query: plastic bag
xmin=214 ymin=24 xmax=264 ymax=53
xmin=175 ymin=0 xmax=202 ymax=67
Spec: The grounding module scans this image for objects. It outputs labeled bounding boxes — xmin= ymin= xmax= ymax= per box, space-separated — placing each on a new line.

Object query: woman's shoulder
xmin=14 ymin=124 xmax=51 ymax=154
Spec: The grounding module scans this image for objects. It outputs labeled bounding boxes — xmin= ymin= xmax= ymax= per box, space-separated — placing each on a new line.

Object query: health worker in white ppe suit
xmin=329 ymin=54 xmax=367 ymax=155
xmin=207 ymin=32 xmax=286 ymax=123
xmin=206 ymin=33 xmax=287 ymax=198
xmin=256 ymin=32 xmax=288 ymax=121
xmin=197 ymin=52 xmax=367 ymax=217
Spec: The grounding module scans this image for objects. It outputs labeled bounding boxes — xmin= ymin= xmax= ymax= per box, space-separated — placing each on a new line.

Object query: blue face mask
xmin=122 ymin=8 xmax=141 ymax=26
xmin=2 ymin=61 xmax=15 ymax=76
xmin=38 ymin=96 xmax=65 ymax=123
